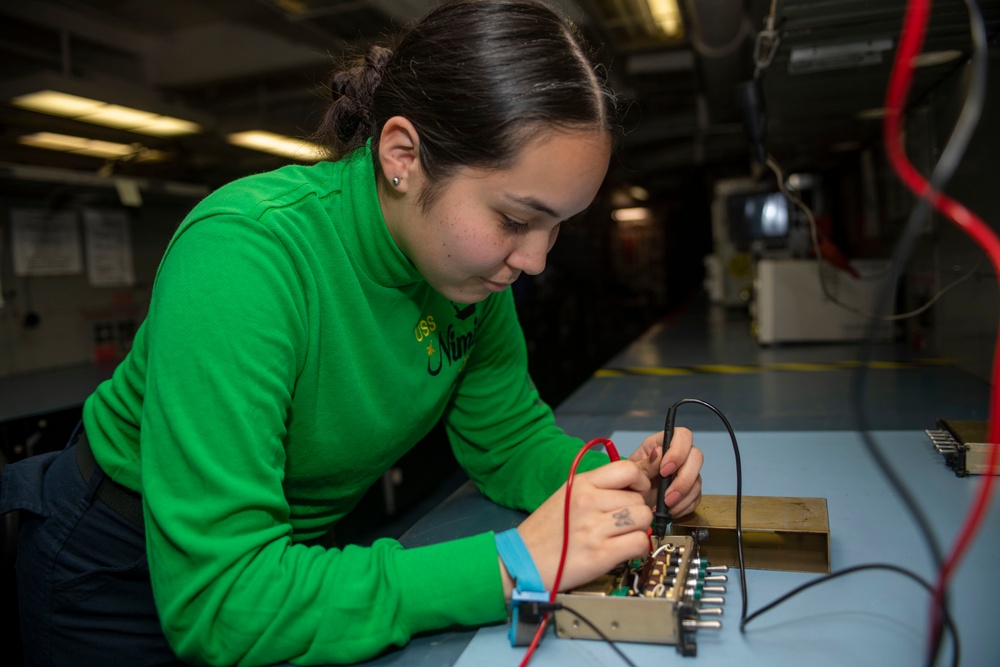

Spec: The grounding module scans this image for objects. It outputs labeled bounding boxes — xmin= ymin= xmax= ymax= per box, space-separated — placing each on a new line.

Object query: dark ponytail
xmin=315 ymin=0 xmax=622 ymax=207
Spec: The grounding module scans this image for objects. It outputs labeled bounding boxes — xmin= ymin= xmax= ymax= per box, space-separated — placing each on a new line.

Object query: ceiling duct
xmin=681 ymin=0 xmax=755 ymax=124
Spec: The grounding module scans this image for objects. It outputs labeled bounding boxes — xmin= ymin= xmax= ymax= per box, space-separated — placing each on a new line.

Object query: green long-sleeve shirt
xmin=83 ymin=145 xmax=606 ymax=665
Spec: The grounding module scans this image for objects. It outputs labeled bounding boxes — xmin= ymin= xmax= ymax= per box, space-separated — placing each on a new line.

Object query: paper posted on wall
xmin=10 ymin=209 xmax=83 ymax=277
xmin=84 ymin=209 xmax=135 ymax=287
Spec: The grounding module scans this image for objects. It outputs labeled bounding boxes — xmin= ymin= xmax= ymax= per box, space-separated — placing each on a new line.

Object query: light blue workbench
xmin=438 ymin=429 xmax=999 ymax=667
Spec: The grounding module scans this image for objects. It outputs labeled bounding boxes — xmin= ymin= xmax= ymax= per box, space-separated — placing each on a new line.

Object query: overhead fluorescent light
xmin=789 ymin=38 xmax=893 ymax=74
xmin=77 ymin=105 xmax=160 ymax=128
xmin=646 ymin=0 xmax=684 ymax=38
xmin=628 ymin=185 xmax=650 ymax=201
xmin=227 ymin=130 xmax=325 ymax=161
xmin=11 ymin=90 xmax=202 ymax=136
xmin=135 ymin=117 xmax=202 ymax=137
xmin=18 ymin=131 xmax=166 ymax=161
xmin=14 ymin=91 xmax=104 ymax=116
xmin=612 ymin=207 xmax=652 ymax=222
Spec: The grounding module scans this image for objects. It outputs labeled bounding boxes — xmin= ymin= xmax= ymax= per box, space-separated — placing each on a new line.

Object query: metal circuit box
xmin=926 ymin=419 xmax=1000 ymax=477
xmin=552 ymin=535 xmax=724 ymax=657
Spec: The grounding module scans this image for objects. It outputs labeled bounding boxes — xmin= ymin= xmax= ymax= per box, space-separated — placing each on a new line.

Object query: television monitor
xmin=725 ymin=191 xmax=790 ymax=249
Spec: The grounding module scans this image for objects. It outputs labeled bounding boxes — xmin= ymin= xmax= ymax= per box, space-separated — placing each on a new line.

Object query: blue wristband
xmin=495 ymin=528 xmax=546 ymax=593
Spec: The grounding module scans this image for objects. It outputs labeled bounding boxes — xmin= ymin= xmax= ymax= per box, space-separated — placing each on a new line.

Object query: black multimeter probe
xmin=652 ymin=403 xmax=679 ymax=538
xmin=651 ymin=397 xmax=748 ymax=623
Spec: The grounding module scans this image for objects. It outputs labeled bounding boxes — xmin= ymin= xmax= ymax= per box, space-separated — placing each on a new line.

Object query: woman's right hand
xmin=500 ymin=460 xmax=653 ymax=598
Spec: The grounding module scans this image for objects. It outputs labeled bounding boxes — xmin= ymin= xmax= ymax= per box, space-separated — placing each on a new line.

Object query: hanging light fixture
xmin=11 ymin=90 xmax=202 ymax=137
xmin=18 ymin=131 xmax=166 ymax=161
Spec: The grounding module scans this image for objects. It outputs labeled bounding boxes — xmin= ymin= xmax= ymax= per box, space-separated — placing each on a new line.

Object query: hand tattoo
xmin=613 ymin=508 xmax=634 ymax=527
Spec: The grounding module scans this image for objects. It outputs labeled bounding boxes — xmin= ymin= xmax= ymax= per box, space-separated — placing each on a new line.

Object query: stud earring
xmin=391 ymin=176 xmax=401 ymax=187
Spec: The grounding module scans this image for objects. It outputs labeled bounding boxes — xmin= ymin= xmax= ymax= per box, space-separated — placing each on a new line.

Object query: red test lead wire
xmin=518 ymin=438 xmax=621 ymax=667
xmin=551 ymin=438 xmax=620 ymax=596
xmin=884 ymin=0 xmax=1000 ymax=653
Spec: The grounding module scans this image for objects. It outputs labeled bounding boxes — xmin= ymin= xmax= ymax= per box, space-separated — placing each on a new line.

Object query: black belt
xmin=75 ymin=432 xmax=145 ymax=528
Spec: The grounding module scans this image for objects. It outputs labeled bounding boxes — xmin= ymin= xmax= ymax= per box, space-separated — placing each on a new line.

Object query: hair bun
xmin=364 ymin=44 xmax=392 ymax=78
xmin=321 ymin=45 xmax=394 ymax=159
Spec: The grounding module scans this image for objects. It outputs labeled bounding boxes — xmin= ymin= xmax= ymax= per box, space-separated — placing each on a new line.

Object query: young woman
xmin=2 ymin=1 xmax=703 ymax=664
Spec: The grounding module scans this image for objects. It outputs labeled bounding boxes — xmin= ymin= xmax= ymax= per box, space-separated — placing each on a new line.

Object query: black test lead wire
xmin=741 ymin=564 xmax=960 ymax=667
xmin=653 ymin=398 xmax=748 ymax=623
xmin=543 ymin=603 xmax=639 ymax=667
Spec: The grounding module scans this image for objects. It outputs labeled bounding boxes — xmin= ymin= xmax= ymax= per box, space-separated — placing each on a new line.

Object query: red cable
xmin=517 ymin=615 xmax=549 ymax=667
xmin=518 ymin=438 xmax=621 ymax=667
xmin=884 ymin=0 xmax=1000 ymax=652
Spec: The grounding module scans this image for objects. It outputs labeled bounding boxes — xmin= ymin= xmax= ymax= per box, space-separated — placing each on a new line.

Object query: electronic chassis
xmin=511 ymin=532 xmax=727 ymax=657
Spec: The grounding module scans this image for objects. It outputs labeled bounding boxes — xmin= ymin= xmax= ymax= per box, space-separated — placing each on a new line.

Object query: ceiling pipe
xmin=681 ymin=0 xmax=755 ymax=124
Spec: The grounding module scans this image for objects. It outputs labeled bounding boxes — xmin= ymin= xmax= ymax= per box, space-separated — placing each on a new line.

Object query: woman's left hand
xmin=628 ymin=427 xmax=703 ymax=518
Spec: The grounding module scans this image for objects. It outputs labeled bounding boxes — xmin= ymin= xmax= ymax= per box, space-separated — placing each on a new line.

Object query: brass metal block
xmin=671 ymin=495 xmax=830 ymax=573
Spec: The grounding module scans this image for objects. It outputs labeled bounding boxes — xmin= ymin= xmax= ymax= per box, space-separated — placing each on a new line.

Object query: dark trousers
xmin=1 ymin=432 xmax=183 ymax=666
